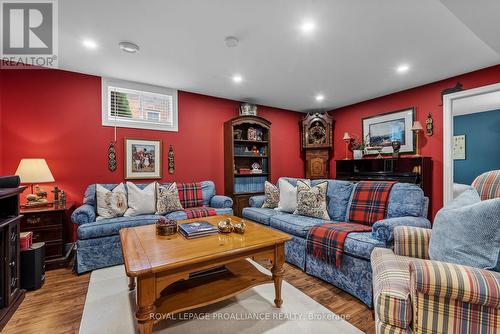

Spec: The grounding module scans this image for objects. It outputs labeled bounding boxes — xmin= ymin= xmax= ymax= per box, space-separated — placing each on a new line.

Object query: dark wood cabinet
xmin=0 ymin=187 xmax=26 ymax=331
xmin=20 ymin=202 xmax=75 ymax=270
xmin=336 ymin=157 xmax=432 ymax=212
xmin=224 ymin=116 xmax=271 ymax=217
xmin=300 ymin=112 xmax=335 ymax=179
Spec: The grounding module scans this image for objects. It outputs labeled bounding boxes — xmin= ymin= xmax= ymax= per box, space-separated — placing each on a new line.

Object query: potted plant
xmin=351 ymin=135 xmax=367 ymax=160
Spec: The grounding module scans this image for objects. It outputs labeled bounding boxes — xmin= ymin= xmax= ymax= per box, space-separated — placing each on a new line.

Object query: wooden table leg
xmin=272 ymin=243 xmax=285 ymax=308
xmin=136 ymin=275 xmax=156 ymax=334
xmin=129 ymin=276 xmax=136 ymax=291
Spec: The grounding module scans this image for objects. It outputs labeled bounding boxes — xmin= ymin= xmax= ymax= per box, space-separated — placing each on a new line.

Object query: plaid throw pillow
xmin=177 ymin=182 xmax=204 ymax=208
xmin=348 ymin=181 xmax=396 ymax=226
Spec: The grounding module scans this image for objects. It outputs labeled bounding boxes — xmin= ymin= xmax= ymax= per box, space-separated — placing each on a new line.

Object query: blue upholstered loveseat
xmin=71 ymin=181 xmax=233 ymax=274
xmin=242 ymin=177 xmax=430 ymax=307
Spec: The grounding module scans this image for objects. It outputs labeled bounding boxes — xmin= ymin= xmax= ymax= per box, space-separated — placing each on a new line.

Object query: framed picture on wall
xmin=362 ymin=107 xmax=415 ymax=155
xmin=453 ymin=135 xmax=466 ymax=160
xmin=124 ymin=138 xmax=162 ymax=179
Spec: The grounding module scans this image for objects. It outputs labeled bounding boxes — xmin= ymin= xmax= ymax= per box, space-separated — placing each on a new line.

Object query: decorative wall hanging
xmin=168 ymin=145 xmax=175 ymax=174
xmin=108 ymin=142 xmax=117 ymax=172
xmin=362 ymin=107 xmax=415 ymax=155
xmin=440 ymin=82 xmax=463 ymax=105
xmin=124 ymin=138 xmax=162 ymax=179
xmin=426 ymin=113 xmax=434 ymax=136
xmin=453 ymin=135 xmax=466 ymax=160
xmin=239 ymin=103 xmax=258 ymax=116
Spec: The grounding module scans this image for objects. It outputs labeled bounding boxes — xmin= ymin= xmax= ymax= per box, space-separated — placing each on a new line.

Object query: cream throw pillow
xmin=96 ymin=183 xmax=128 ymax=219
xmin=124 ymin=182 xmax=156 ymax=217
xmin=156 ymin=182 xmax=184 ymax=214
xmin=276 ymin=178 xmax=310 ymax=213
xmin=294 ymin=180 xmax=330 ymax=220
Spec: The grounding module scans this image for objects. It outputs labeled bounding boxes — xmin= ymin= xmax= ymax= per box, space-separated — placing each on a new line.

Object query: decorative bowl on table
xmin=156 ymin=217 xmax=178 ymax=236
xmin=232 ymin=220 xmax=246 ymax=234
xmin=217 ymin=218 xmax=233 ymax=233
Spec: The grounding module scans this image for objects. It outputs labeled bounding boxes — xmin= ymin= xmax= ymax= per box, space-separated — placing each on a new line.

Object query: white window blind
xmin=102 ymin=78 xmax=178 ymax=132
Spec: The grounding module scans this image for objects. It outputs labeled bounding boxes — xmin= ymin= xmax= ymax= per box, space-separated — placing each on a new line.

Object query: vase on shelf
xmin=353 ymin=150 xmax=364 ymax=160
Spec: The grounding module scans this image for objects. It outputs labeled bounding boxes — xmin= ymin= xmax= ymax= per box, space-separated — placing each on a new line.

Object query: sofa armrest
xmin=209 ymin=195 xmax=233 ymax=209
xmin=372 ymin=216 xmax=431 ymax=243
xmin=71 ymin=204 xmax=96 ymax=226
xmin=249 ymin=195 xmax=266 ymax=208
xmin=394 ymin=226 xmax=432 ymax=259
xmin=410 ymin=260 xmax=500 ymax=309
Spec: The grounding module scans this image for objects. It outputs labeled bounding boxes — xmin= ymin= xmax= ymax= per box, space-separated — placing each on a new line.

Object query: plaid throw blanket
xmin=348 ymin=181 xmax=396 ymax=226
xmin=177 ymin=182 xmax=204 ymax=208
xmin=184 ymin=206 xmax=217 ymax=219
xmin=306 ymin=223 xmax=372 ymax=268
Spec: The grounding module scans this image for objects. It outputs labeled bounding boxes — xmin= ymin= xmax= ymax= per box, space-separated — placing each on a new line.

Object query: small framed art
xmin=124 ymin=138 xmax=162 ymax=179
xmin=453 ymin=135 xmax=466 ymax=160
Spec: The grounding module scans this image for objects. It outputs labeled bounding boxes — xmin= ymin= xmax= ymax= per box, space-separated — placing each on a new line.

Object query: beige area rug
xmin=79 ymin=260 xmax=362 ymax=334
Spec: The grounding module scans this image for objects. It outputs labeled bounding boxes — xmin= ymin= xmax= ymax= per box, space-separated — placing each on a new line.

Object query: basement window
xmin=102 ymin=78 xmax=178 ymax=132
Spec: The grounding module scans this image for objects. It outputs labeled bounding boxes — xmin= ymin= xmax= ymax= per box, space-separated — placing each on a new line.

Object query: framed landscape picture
xmin=124 ymin=138 xmax=162 ymax=179
xmin=362 ymin=107 xmax=415 ymax=155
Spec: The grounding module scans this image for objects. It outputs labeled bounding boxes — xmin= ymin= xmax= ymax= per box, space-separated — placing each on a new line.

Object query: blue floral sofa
xmin=71 ymin=181 xmax=233 ymax=274
xmin=242 ymin=177 xmax=430 ymax=307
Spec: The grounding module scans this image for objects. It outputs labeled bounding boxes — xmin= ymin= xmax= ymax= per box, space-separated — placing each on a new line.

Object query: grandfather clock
xmin=301 ymin=112 xmax=335 ymax=179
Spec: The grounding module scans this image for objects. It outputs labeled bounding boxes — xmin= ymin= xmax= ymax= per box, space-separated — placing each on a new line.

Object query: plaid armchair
xmin=372 ymin=226 xmax=500 ymax=334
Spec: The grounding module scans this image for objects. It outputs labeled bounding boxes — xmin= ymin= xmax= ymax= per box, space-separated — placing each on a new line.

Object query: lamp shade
xmin=411 ymin=121 xmax=423 ymax=131
xmin=342 ymin=132 xmax=351 ymax=140
xmin=15 ymin=159 xmax=55 ymax=183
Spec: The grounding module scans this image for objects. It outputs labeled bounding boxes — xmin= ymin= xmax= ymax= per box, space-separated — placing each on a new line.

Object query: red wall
xmin=331 ymin=64 xmax=500 ymax=219
xmin=2 ymin=64 xmax=500 ymax=224
xmin=0 ymin=69 xmax=304 ymax=207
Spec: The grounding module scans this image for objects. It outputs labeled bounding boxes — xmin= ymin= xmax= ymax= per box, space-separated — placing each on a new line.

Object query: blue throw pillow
xmin=429 ymin=189 xmax=500 ymax=271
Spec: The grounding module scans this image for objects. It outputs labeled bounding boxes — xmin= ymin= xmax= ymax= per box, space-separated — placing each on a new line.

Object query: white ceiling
xmin=58 ymin=0 xmax=500 ymax=112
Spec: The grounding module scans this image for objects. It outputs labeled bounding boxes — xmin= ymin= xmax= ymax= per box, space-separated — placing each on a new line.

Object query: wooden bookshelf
xmin=224 ymin=116 xmax=271 ymax=216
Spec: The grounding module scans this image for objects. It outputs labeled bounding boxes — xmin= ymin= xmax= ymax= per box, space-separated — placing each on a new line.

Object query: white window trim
xmin=102 ymin=77 xmax=178 ymax=132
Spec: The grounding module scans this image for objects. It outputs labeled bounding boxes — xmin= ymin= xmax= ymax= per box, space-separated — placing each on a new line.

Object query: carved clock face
xmin=308 ymin=122 xmax=327 ymax=144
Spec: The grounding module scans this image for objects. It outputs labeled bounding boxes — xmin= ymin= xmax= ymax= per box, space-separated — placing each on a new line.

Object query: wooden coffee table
xmin=120 ymin=215 xmax=292 ymax=334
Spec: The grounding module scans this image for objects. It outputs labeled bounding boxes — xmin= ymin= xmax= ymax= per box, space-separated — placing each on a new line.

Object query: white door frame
xmin=443 ymin=82 xmax=500 ymax=205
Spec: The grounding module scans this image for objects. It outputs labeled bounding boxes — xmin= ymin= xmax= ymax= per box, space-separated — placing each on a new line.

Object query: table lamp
xmin=342 ymin=132 xmax=351 ymax=160
xmin=15 ymin=158 xmax=55 ymax=207
xmin=411 ymin=121 xmax=424 ymax=157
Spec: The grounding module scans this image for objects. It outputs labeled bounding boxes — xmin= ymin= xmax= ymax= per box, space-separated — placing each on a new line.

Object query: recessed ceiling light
xmin=232 ymin=74 xmax=243 ymax=84
xmin=224 ymin=36 xmax=239 ymax=48
xmin=119 ymin=41 xmax=140 ymax=53
xmin=315 ymin=94 xmax=325 ymax=102
xmin=82 ymin=39 xmax=97 ymax=49
xmin=396 ymin=64 xmax=410 ymax=73
xmin=300 ymin=21 xmax=316 ymax=34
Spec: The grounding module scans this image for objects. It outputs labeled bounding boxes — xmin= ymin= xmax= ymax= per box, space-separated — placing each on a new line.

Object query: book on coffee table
xmin=178 ymin=221 xmax=218 ymax=239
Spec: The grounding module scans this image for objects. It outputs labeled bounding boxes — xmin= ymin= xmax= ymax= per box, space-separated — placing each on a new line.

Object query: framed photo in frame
xmin=124 ymin=138 xmax=162 ymax=179
xmin=239 ymin=103 xmax=258 ymax=116
xmin=362 ymin=107 xmax=415 ymax=155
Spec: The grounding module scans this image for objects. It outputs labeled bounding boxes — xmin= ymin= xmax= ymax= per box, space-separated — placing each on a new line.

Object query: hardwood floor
xmin=2 ymin=262 xmax=374 ymax=334
xmin=2 ymin=269 xmax=90 ymax=334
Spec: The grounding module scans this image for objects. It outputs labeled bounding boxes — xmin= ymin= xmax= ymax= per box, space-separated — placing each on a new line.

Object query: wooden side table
xmin=20 ymin=202 xmax=75 ymax=270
